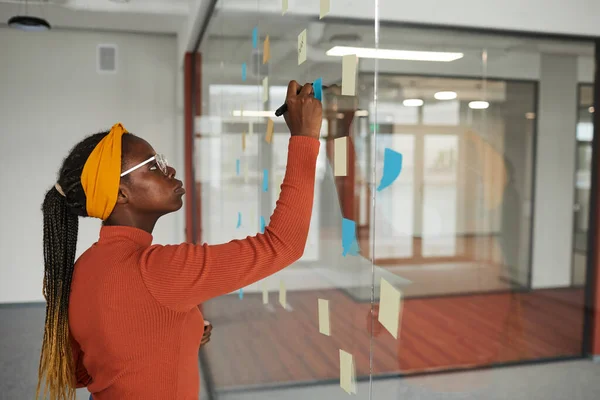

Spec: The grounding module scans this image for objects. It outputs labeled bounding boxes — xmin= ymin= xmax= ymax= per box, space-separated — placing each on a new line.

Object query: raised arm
xmin=140 ymin=81 xmax=322 ymax=312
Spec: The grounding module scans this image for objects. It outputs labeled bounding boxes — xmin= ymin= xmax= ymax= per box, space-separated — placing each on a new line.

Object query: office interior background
xmin=1 ymin=0 xmax=600 ymax=399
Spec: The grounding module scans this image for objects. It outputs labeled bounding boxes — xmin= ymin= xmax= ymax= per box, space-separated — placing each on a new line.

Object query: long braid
xmin=37 ymin=131 xmax=112 ymax=400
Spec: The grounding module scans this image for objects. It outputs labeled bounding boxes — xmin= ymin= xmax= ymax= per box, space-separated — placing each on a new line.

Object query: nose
xmin=167 ymin=165 xmax=176 ymax=178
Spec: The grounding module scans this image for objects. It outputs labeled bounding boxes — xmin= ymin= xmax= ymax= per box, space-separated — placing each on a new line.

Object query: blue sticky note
xmin=314 ymin=77 xmax=323 ymax=101
xmin=242 ymin=63 xmax=247 ymax=81
xmin=260 ymin=216 xmax=266 ymax=233
xmin=236 ymin=159 xmax=240 ymax=176
xmin=236 ymin=212 xmax=241 ymax=228
xmin=262 ymin=169 xmax=268 ymax=192
xmin=377 ymin=148 xmax=403 ymax=191
xmin=342 ymin=218 xmax=360 ymax=256
xmin=252 ymin=27 xmax=258 ymax=49
xmin=239 ymin=288 xmax=244 ymax=299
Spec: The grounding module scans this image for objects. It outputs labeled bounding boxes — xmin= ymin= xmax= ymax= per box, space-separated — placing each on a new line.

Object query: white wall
xmin=531 ymin=54 xmax=579 ymax=288
xmin=0 ymin=28 xmax=182 ymax=304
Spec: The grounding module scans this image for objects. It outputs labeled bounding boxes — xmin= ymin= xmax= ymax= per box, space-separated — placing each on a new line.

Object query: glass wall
xmin=573 ymin=84 xmax=594 ymax=286
xmin=192 ymin=2 xmax=596 ymax=398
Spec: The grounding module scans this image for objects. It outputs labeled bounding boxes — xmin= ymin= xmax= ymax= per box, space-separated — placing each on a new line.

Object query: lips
xmin=174 ymin=181 xmax=186 ymax=194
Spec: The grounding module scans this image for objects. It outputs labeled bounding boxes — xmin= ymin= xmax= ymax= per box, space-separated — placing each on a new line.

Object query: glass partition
xmin=192 ymin=2 xmax=596 ymax=398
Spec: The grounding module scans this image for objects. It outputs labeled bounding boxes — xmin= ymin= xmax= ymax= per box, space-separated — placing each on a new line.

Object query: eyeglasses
xmin=120 ymin=154 xmax=169 ymax=177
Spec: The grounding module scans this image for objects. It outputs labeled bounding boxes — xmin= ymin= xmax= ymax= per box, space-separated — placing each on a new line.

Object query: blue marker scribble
xmin=260 ymin=216 xmax=266 ymax=233
xmin=314 ymin=77 xmax=323 ymax=101
xmin=239 ymin=288 xmax=244 ymax=299
xmin=236 ymin=212 xmax=241 ymax=228
xmin=262 ymin=169 xmax=268 ymax=192
xmin=242 ymin=63 xmax=247 ymax=81
xmin=342 ymin=218 xmax=360 ymax=256
xmin=236 ymin=159 xmax=240 ymax=176
xmin=252 ymin=27 xmax=258 ymax=49
xmin=377 ymin=148 xmax=402 ymax=192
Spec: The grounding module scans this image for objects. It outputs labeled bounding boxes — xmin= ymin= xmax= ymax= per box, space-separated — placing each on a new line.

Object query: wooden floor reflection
xmin=201 ymin=287 xmax=585 ymax=391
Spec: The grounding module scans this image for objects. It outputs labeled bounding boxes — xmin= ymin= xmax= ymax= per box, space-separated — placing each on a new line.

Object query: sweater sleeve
xmin=70 ymin=337 xmax=92 ymax=388
xmin=140 ymin=136 xmax=320 ymax=312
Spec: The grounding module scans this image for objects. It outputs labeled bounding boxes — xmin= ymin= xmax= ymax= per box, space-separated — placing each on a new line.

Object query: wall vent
xmin=97 ymin=44 xmax=117 ymax=74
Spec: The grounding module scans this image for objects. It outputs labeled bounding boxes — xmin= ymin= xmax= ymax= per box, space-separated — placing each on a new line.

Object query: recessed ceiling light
xmin=403 ymin=99 xmax=424 ymax=107
xmin=326 ymin=46 xmax=464 ymax=62
xmin=589 ymin=106 xmax=595 ymax=113
xmin=434 ymin=91 xmax=458 ymax=100
xmin=469 ymin=101 xmax=489 ymax=110
xmin=8 ymin=15 xmax=51 ymax=32
xmin=525 ymin=112 xmax=536 ymax=120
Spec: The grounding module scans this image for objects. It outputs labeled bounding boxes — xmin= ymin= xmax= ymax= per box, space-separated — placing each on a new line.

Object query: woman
xmin=36 ymin=81 xmax=322 ymax=400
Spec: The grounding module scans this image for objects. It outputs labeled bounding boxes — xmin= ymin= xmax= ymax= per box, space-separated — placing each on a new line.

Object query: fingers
xmin=286 ymin=80 xmax=300 ymax=99
xmin=299 ymin=82 xmax=314 ymax=97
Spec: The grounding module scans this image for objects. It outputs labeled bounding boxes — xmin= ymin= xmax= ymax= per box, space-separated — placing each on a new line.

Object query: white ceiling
xmin=0 ymin=0 xmax=188 ymax=34
xmin=199 ymin=10 xmax=595 ymax=87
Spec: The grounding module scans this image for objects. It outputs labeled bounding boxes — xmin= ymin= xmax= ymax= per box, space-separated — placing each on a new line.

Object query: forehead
xmin=122 ymin=135 xmax=156 ymax=167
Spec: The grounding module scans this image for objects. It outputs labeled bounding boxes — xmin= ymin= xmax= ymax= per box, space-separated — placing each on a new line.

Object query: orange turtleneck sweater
xmin=68 ymin=136 xmax=320 ymax=399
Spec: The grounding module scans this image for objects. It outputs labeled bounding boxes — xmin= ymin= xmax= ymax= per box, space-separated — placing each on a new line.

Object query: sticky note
xmin=342 ymin=54 xmax=357 ymax=96
xmin=260 ymin=216 xmax=266 ymax=233
xmin=236 ymin=159 xmax=240 ymax=176
xmin=320 ymin=0 xmax=330 ymax=19
xmin=242 ymin=131 xmax=246 ymax=151
xmin=242 ymin=63 xmax=247 ymax=81
xmin=334 ymin=136 xmax=347 ymax=176
xmin=239 ymin=288 xmax=244 ymax=299
xmin=265 ymin=118 xmax=274 ymax=143
xmin=262 ymin=284 xmax=269 ymax=304
xmin=263 ymin=35 xmax=270 ymax=64
xmin=339 ymin=350 xmax=357 ymax=394
xmin=262 ymin=77 xmax=269 ymax=103
xmin=298 ymin=29 xmax=307 ymax=65
xmin=378 ymin=278 xmax=402 ymax=339
xmin=236 ymin=211 xmax=241 ymax=228
xmin=342 ymin=218 xmax=359 ymax=256
xmin=314 ymin=77 xmax=323 ymax=101
xmin=377 ymin=148 xmax=403 ymax=191
xmin=318 ymin=299 xmax=330 ymax=336
xmin=252 ymin=27 xmax=258 ymax=49
xmin=282 ymin=0 xmax=288 ymax=14
xmin=279 ymin=280 xmax=287 ymax=308
xmin=262 ymin=169 xmax=269 ymax=192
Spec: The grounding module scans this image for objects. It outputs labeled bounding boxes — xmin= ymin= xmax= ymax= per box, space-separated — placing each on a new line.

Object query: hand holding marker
xmin=275 ymin=79 xmax=325 ymax=117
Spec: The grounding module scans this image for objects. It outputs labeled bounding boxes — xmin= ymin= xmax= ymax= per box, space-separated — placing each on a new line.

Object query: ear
xmin=116 ymin=185 xmax=129 ymax=205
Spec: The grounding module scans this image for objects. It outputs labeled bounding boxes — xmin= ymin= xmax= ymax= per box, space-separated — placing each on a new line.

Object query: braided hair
xmin=37 ymin=130 xmax=129 ymax=400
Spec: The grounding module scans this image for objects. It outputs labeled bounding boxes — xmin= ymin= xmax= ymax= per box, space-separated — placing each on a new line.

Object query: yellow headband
xmin=80 ymin=123 xmax=129 ymax=220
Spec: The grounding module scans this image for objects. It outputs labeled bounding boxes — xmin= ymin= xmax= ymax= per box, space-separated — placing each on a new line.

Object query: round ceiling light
xmin=469 ymin=101 xmax=490 ymax=110
xmin=8 ymin=15 xmax=51 ymax=31
xmin=434 ymin=91 xmax=457 ymax=100
xmin=403 ymin=99 xmax=424 ymax=107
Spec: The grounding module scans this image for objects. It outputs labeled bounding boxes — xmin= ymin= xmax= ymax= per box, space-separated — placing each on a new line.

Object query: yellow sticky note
xmin=320 ymin=0 xmax=330 ymax=19
xmin=262 ymin=284 xmax=269 ymax=304
xmin=318 ymin=299 xmax=330 ymax=336
xmin=298 ymin=29 xmax=307 ymax=65
xmin=279 ymin=280 xmax=287 ymax=308
xmin=342 ymin=54 xmax=357 ymax=96
xmin=378 ymin=278 xmax=402 ymax=339
xmin=242 ymin=131 xmax=246 ymax=151
xmin=282 ymin=0 xmax=288 ymax=14
xmin=334 ymin=136 xmax=347 ymax=176
xmin=265 ymin=118 xmax=274 ymax=144
xmin=339 ymin=350 xmax=357 ymax=394
xmin=263 ymin=35 xmax=270 ymax=64
xmin=262 ymin=77 xmax=269 ymax=103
